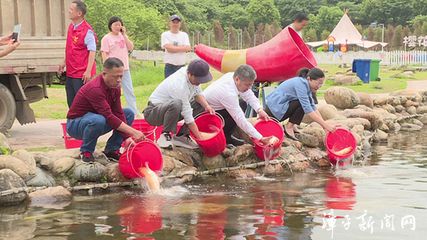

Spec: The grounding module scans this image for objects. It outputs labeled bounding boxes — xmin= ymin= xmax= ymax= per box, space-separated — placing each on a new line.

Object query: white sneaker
xmin=172 ymin=135 xmax=199 ymax=149
xmin=157 ymin=133 xmax=172 ymax=149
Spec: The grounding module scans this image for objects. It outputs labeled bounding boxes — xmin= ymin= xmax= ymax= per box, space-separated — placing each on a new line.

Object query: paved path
xmin=6 ymin=80 xmax=427 ymax=150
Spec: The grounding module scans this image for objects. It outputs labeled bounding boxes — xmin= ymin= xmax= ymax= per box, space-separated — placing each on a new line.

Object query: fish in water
xmin=333 ymin=146 xmax=353 ymax=156
xmin=139 ymin=165 xmax=161 ymax=192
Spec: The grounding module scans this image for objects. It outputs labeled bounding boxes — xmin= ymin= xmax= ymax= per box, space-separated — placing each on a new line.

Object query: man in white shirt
xmin=203 ymin=64 xmax=276 ymax=147
xmin=161 ymin=15 xmax=191 ymax=78
xmin=288 ymin=13 xmax=309 ymax=38
xmin=143 ymin=59 xmax=214 ymax=149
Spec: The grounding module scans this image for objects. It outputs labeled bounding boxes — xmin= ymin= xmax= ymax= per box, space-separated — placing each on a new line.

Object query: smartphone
xmin=12 ymin=24 xmax=21 ymax=42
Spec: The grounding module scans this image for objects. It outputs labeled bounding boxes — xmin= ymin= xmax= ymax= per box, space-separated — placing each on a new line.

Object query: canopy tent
xmin=306 ymin=12 xmax=388 ymax=49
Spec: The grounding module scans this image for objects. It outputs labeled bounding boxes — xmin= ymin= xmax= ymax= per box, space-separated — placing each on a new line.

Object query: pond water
xmin=1 ymin=130 xmax=427 ymax=240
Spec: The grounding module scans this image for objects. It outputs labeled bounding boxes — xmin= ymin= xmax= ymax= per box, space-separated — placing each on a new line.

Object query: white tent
xmin=307 ymin=12 xmax=388 ymax=49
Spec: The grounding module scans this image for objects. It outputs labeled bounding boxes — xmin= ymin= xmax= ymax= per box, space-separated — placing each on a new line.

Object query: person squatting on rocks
xmin=101 ymin=16 xmax=140 ymax=116
xmin=202 ymin=64 xmax=278 ymax=147
xmin=161 ymin=14 xmax=191 ymax=78
xmin=265 ymin=68 xmax=336 ymax=140
xmin=66 ymin=58 xmax=145 ymax=163
xmin=143 ymin=59 xmax=215 ymax=149
xmin=59 ymin=0 xmax=97 ymax=108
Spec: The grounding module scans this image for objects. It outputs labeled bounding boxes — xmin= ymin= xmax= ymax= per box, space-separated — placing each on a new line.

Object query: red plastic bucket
xmin=118 ymin=140 xmax=163 ymax=179
xmin=132 ymin=119 xmax=163 ymax=141
xmin=191 ymin=112 xmax=226 ymax=157
xmin=61 ymin=123 xmax=83 ymax=149
xmin=253 ymin=119 xmax=284 ymax=160
xmin=325 ymin=127 xmax=357 ymax=164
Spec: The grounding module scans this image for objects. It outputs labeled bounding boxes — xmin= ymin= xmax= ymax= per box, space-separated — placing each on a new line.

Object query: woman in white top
xmin=101 ymin=16 xmax=140 ymax=115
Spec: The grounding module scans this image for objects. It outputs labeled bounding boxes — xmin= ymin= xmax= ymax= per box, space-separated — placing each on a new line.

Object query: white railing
xmin=132 ymin=50 xmax=427 ymax=66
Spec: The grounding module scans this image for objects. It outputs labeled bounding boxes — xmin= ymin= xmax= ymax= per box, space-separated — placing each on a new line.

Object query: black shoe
xmin=284 ymin=128 xmax=299 ymax=141
xmin=103 ymin=150 xmax=121 ymax=162
xmin=80 ymin=152 xmax=95 ymax=163
xmin=227 ymin=135 xmax=245 ymax=147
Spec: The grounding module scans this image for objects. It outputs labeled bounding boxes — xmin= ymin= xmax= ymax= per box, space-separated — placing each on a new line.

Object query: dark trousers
xmin=143 ymin=100 xmax=204 ymax=135
xmin=164 ymin=63 xmax=184 ymax=78
xmin=66 ymin=108 xmax=134 ymax=153
xmin=265 ymin=100 xmax=305 ymax=125
xmin=216 ymin=109 xmax=239 ymax=144
xmin=66 ymin=77 xmax=84 ymax=107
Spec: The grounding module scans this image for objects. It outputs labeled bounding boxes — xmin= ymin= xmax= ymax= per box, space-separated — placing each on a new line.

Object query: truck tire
xmin=0 ymin=83 xmax=16 ymax=133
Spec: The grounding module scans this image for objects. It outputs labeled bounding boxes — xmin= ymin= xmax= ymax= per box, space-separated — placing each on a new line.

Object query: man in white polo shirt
xmin=161 ymin=14 xmax=191 ymax=78
xmin=143 ymin=59 xmax=214 ymax=149
xmin=202 ymin=64 xmax=275 ymax=147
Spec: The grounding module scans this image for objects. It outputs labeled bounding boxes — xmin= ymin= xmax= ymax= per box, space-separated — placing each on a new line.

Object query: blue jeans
xmin=66 ymin=108 xmax=135 ymax=153
xmin=164 ymin=63 xmax=184 ymax=78
xmin=122 ymin=70 xmax=139 ymax=115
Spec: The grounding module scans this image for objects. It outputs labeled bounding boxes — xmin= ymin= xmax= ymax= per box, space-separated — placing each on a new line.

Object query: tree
xmin=304 ymin=28 xmax=318 ymax=42
xmin=308 ymin=6 xmax=343 ymax=38
xmin=366 ymin=27 xmax=375 ymax=40
xmin=213 ymin=20 xmax=224 ymax=46
xmin=255 ymin=23 xmax=265 ymax=45
xmin=271 ymin=21 xmax=283 ymax=36
xmin=243 ymin=28 xmax=252 ymax=48
xmin=385 ymin=25 xmax=395 ymax=43
xmin=86 ymin=0 xmax=164 ymax=50
xmin=412 ymin=0 xmax=427 ymax=17
xmin=227 ymin=25 xmax=238 ymax=49
xmin=248 ymin=21 xmax=256 ymax=37
xmin=392 ymin=25 xmax=403 ymax=49
xmin=373 ymin=28 xmax=383 ymax=42
xmin=321 ymin=30 xmax=330 ymax=40
xmin=220 ymin=4 xmax=250 ymax=29
xmin=247 ymin=0 xmax=281 ymax=25
xmin=361 ymin=0 xmax=415 ymax=26
xmin=275 ymin=0 xmax=321 ymax=26
xmin=264 ymin=24 xmax=273 ymax=41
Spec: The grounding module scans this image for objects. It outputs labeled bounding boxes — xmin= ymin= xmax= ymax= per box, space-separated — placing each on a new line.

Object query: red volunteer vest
xmin=65 ymin=20 xmax=97 ymax=78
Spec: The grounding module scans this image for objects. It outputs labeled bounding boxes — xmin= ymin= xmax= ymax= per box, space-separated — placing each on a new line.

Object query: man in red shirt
xmin=59 ymin=0 xmax=97 ymax=107
xmin=66 ymin=57 xmax=144 ymax=163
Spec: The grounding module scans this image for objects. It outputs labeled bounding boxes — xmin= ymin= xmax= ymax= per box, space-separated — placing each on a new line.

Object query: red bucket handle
xmin=194 ymin=111 xmax=225 ymax=128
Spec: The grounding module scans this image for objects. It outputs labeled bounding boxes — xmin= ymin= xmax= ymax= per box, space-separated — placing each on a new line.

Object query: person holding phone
xmin=0 ymin=34 xmax=20 ymax=58
xmin=59 ymin=0 xmax=97 ymax=108
xmin=101 ymin=16 xmax=139 ymax=116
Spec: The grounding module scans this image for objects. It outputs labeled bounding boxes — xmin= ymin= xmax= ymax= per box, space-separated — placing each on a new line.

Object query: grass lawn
xmin=31 ymin=60 xmax=427 ymax=119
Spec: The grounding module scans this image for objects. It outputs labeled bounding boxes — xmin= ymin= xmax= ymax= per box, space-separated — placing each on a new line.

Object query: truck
xmin=0 ymin=0 xmax=72 ymax=132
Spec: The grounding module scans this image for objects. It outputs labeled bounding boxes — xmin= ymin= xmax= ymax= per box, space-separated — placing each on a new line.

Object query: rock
xmin=393 ymin=123 xmax=401 ymax=132
xmin=390 ymin=90 xmax=422 ymax=102
xmin=45 ymin=149 xmax=80 ymax=159
xmin=105 ymin=163 xmax=127 ymax=182
xmin=387 ymin=96 xmax=401 ymax=106
xmin=163 ymin=148 xmax=202 ymax=168
xmin=0 ymin=169 xmax=28 ymax=206
xmin=419 ymin=114 xmax=427 ymax=124
xmin=0 ymin=155 xmax=34 ymax=180
xmin=342 ymin=109 xmax=382 ymax=130
xmin=334 ymin=75 xmax=359 ymax=85
xmin=33 ymin=152 xmax=51 ymax=164
xmin=318 ymin=104 xmax=342 ymax=120
xmin=404 ymin=100 xmax=419 ymax=108
xmin=395 ymin=105 xmax=405 ymax=113
xmin=221 ymin=147 xmax=234 ymax=158
xmin=162 ymin=155 xmax=175 ymax=175
xmin=351 ymin=124 xmax=365 ymax=136
xmin=382 ymin=104 xmax=396 ymax=113
xmin=51 ymin=157 xmax=75 ymax=175
xmin=303 ymin=148 xmax=327 ymax=160
xmin=324 ymin=87 xmax=360 ymax=109
xmin=226 ymin=169 xmax=258 ymax=179
xmin=291 ymin=161 xmax=310 ymax=172
xmin=26 ymin=167 xmax=56 ymax=187
xmin=327 ymin=118 xmax=371 ymax=130
xmin=226 ymin=144 xmax=255 ymax=166
xmin=407 ymin=106 xmax=417 ymax=115
xmin=298 ymin=133 xmax=319 ymax=148
xmin=378 ymin=122 xmax=390 ymax=133
xmin=373 ymin=130 xmax=388 ymax=142
xmin=29 ymin=186 xmax=72 ymax=208
xmin=301 ymin=126 xmax=325 ymax=147
xmin=357 ymin=93 xmax=373 ymax=108
xmin=202 ymin=155 xmax=226 ymax=170
xmin=317 ymin=158 xmax=331 ymax=167
xmin=417 ymin=106 xmax=427 ymax=114
xmin=0 ymin=132 xmax=11 ymax=155
xmin=263 ymin=164 xmax=284 ymax=176
xmin=410 ymin=118 xmax=424 ymax=127
xmin=373 ymin=96 xmax=388 ymax=106
xmin=93 ymin=151 xmax=111 ymax=166
xmin=73 ymin=161 xmax=106 ymax=182
xmin=168 ymin=166 xmax=197 ymax=182
xmin=12 ymin=149 xmax=36 ymax=173
xmin=400 ymin=123 xmax=422 ymax=132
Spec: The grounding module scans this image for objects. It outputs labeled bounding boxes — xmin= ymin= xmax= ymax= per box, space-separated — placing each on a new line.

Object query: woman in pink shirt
xmin=101 ymin=16 xmax=140 ymax=115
